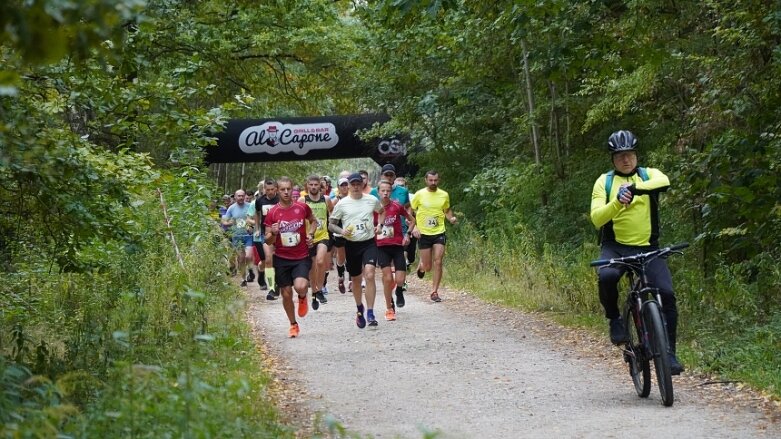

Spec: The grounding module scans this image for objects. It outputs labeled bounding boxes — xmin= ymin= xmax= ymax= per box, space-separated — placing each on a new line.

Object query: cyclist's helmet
xmin=607 ymin=130 xmax=638 ymax=153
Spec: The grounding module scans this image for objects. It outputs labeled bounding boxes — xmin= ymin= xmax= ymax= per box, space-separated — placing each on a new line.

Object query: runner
xmin=358 ymin=170 xmax=372 ymax=195
xmin=298 ymin=175 xmax=334 ymax=310
xmin=320 ymin=175 xmax=334 ymax=296
xmin=329 ymin=173 xmax=385 ymax=328
xmin=375 ymin=180 xmax=416 ymax=320
xmin=264 ymin=177 xmax=318 ymax=338
xmin=370 ymin=164 xmax=412 ymax=307
xmin=395 ymin=176 xmax=418 ymax=270
xmin=254 ymin=178 xmax=280 ymax=300
xmin=331 ymin=174 xmax=350 ymax=294
xmin=411 ymin=170 xmax=457 ymax=302
xmin=330 ymin=170 xmax=351 ymax=200
xmin=222 ymin=189 xmax=256 ymax=287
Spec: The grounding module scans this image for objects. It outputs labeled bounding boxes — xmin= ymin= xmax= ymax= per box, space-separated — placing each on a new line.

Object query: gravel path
xmin=246 ymin=273 xmax=780 ymax=438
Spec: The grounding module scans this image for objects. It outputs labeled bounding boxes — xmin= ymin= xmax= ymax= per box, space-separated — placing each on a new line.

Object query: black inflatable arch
xmin=205 ymin=113 xmax=412 ymax=175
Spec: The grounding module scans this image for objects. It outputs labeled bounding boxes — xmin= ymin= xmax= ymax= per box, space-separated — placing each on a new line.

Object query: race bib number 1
xmin=281 ymin=232 xmax=301 ymax=247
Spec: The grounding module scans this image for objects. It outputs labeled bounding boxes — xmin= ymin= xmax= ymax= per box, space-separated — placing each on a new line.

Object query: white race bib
xmin=378 ymin=225 xmax=394 ymax=240
xmin=425 ymin=217 xmax=438 ymax=228
xmin=236 ymin=218 xmax=247 ymax=228
xmin=262 ymin=204 xmax=273 ymax=215
xmin=281 ymin=232 xmax=301 ymax=247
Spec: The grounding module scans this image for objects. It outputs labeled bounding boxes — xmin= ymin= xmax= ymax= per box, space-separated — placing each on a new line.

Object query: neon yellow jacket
xmin=590 ymin=167 xmax=670 ymax=247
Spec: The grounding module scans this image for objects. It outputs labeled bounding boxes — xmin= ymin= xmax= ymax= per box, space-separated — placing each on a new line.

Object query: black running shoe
xmin=265 ymin=292 xmax=277 ymax=300
xmin=240 ymin=280 xmax=247 ymax=287
xmin=312 ymin=296 xmax=320 ymax=311
xmin=396 ymin=290 xmax=405 ymax=308
xmin=270 ymin=289 xmax=279 ymax=298
xmin=246 ymin=270 xmax=255 ymax=283
xmin=315 ymin=291 xmax=327 ymax=304
xmin=417 ymin=270 xmax=424 ymax=279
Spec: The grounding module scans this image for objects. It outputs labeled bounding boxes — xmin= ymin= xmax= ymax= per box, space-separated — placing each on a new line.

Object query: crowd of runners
xmin=218 ymin=165 xmax=457 ymax=338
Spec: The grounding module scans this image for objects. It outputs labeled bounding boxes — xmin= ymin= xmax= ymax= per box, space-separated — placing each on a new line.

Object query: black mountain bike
xmin=590 ymin=243 xmax=688 ymax=407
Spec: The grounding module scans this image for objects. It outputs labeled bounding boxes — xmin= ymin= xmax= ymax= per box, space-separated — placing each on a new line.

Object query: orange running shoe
xmin=385 ymin=309 xmax=396 ymax=321
xmin=297 ymin=295 xmax=308 ymax=317
xmin=288 ymin=323 xmax=300 ymax=338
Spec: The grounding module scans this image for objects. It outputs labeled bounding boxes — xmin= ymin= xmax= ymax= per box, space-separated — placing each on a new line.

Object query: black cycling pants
xmin=597 ymin=242 xmax=679 ymax=350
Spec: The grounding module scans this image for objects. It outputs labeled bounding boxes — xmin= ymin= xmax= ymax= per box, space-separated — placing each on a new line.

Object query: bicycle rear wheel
xmin=643 ymin=301 xmax=674 ymax=406
xmin=623 ymin=303 xmax=651 ymax=397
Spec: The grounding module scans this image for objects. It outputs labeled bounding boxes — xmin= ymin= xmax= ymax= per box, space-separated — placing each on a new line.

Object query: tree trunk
xmin=564 ymin=80 xmax=571 ymax=158
xmin=549 ymin=81 xmax=564 ymax=179
xmin=223 ymin=164 xmax=230 ymax=195
xmin=521 ymin=40 xmax=540 ymax=166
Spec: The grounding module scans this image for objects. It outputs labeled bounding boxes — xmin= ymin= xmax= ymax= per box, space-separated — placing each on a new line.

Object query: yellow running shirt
xmin=411 ymin=188 xmax=450 ymax=235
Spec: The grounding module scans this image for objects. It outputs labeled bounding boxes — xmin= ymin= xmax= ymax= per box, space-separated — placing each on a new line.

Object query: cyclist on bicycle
xmin=590 ymin=130 xmax=684 ymax=375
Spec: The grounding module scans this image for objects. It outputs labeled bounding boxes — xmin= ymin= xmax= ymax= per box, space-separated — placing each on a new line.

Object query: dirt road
xmin=247 ymin=275 xmax=780 ymax=438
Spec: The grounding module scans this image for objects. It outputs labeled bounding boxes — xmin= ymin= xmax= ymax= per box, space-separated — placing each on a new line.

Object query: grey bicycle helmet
xmin=607 ymin=130 xmax=638 ymax=153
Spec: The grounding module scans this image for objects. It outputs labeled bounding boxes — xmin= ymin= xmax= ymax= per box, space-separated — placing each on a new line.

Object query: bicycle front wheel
xmin=623 ymin=303 xmax=650 ymax=397
xmin=643 ymin=301 xmax=674 ymax=406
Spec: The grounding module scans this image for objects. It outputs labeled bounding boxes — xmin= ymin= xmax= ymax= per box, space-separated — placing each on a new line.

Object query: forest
xmin=1 ymin=0 xmax=779 ymax=436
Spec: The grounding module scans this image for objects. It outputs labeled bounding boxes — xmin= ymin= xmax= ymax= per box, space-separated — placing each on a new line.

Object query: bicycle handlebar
xmin=589 ymin=242 xmax=689 ymax=267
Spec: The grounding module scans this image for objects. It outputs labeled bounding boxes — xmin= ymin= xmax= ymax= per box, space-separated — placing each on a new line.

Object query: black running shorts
xmin=377 ymin=244 xmax=406 ymax=269
xmin=308 ymin=239 xmax=333 ymax=258
xmin=332 ymin=235 xmax=347 ymax=248
xmin=273 ymin=256 xmax=312 ymax=288
xmin=418 ymin=233 xmax=447 ymax=250
xmin=344 ymin=239 xmax=378 ymax=277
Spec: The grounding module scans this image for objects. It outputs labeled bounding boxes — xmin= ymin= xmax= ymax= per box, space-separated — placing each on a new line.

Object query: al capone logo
xmin=239 ymin=122 xmax=339 ymax=155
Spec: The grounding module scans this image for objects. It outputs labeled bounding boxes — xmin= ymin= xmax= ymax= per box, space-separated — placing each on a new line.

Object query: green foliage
xmin=0 ymin=171 xmax=290 ymax=437
xmin=353 ymin=0 xmax=781 ymax=397
xmin=1 ymin=0 xmax=364 ymax=435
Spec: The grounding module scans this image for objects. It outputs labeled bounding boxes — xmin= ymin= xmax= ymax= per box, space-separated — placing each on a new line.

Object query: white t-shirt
xmin=330 ymin=194 xmax=382 ymax=242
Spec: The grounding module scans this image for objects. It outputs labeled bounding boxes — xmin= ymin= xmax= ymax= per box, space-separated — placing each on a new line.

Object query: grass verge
xmin=442 ymin=222 xmax=781 ymax=400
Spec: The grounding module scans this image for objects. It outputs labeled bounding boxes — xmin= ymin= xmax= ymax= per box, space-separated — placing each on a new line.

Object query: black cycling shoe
xmin=669 ymin=354 xmax=685 ymax=375
xmin=609 ymin=317 xmax=629 ymax=345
